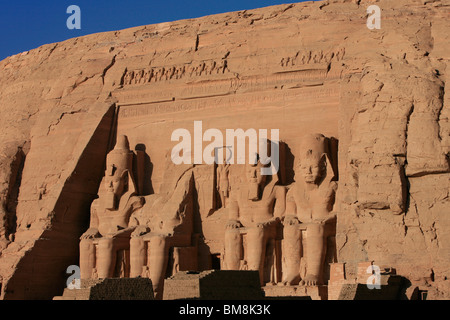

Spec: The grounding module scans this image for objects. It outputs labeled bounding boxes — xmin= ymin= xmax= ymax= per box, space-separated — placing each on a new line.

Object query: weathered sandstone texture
xmin=53 ymin=278 xmax=154 ymax=300
xmin=0 ymin=0 xmax=449 ymax=300
xmin=163 ymin=270 xmax=264 ymax=300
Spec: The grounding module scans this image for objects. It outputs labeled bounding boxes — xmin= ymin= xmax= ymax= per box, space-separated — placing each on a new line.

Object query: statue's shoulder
xmin=90 ymin=198 xmax=100 ymax=212
xmin=319 ymin=180 xmax=338 ymax=198
xmin=285 ymin=182 xmax=299 ymax=200
xmin=274 ymin=184 xmax=287 ymax=196
xmin=327 ymin=180 xmax=338 ymax=193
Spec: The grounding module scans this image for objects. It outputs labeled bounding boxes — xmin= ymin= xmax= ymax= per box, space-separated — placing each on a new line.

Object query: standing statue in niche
xmin=283 ymin=133 xmax=337 ymax=286
xmin=216 ymin=147 xmax=231 ymax=208
xmin=223 ymin=151 xmax=286 ymax=286
xmin=79 ymin=135 xmax=144 ymax=280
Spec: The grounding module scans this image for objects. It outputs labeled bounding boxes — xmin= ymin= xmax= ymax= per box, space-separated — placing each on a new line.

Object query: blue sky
xmin=0 ymin=0 xmax=314 ymax=61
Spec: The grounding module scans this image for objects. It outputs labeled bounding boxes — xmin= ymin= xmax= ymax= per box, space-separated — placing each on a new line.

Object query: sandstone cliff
xmin=0 ymin=0 xmax=448 ymax=299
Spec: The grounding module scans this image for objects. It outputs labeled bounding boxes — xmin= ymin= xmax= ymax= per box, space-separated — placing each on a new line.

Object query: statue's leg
xmin=247 ymin=226 xmax=266 ymax=285
xmin=130 ymin=237 xmax=146 ymax=278
xmin=97 ymin=238 xmax=116 ymax=279
xmin=304 ymin=223 xmax=326 ymax=286
xmin=149 ymin=235 xmax=169 ymax=300
xmin=220 ymin=191 xmax=226 ymax=208
xmin=79 ymin=239 xmax=95 ymax=279
xmin=282 ymin=224 xmax=301 ymax=285
xmin=224 ymin=228 xmax=242 ymax=270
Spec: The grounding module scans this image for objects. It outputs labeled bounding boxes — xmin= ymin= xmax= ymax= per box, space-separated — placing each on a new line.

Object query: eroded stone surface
xmin=0 ymin=0 xmax=449 ymax=300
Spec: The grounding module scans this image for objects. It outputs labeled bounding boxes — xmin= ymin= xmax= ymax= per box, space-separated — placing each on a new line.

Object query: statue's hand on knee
xmin=257 ymin=217 xmax=280 ymax=229
xmin=226 ymin=220 xmax=242 ymax=230
xmin=283 ymin=215 xmax=300 ymax=226
xmin=80 ymin=228 xmax=101 ymax=240
xmin=132 ymin=225 xmax=150 ymax=237
xmin=312 ymin=213 xmax=336 ymax=227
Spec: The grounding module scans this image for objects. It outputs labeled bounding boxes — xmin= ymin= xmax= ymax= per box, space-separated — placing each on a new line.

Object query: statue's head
xmin=296 ymin=134 xmax=330 ymax=185
xmin=103 ymin=135 xmax=134 ymax=209
xmin=246 ymin=153 xmax=266 ymax=201
xmin=105 ymin=166 xmax=128 ymax=199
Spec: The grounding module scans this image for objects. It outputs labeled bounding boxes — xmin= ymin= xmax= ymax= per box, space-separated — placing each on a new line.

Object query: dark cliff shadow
xmin=134 ymin=144 xmax=154 ymax=196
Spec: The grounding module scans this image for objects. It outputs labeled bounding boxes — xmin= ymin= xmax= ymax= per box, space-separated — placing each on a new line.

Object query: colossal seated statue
xmin=80 ymin=138 xmax=197 ymax=299
xmin=283 ymin=133 xmax=338 ymax=286
xmin=128 ymin=157 xmax=197 ymax=300
xmin=223 ymin=154 xmax=286 ymax=286
xmin=79 ymin=135 xmax=144 ymax=280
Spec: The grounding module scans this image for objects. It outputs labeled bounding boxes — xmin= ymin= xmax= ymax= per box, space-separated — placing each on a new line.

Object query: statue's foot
xmin=301 ymin=274 xmax=321 ymax=286
xmin=283 ymin=273 xmax=301 ymax=286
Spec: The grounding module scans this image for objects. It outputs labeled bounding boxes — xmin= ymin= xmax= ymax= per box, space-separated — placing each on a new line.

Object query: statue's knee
xmin=98 ymin=238 xmax=114 ymax=251
xmin=225 ymin=228 xmax=240 ymax=240
xmin=80 ymin=239 xmax=93 ymax=250
xmin=308 ymin=223 xmax=324 ymax=236
xmin=150 ymin=235 xmax=167 ymax=251
xmin=248 ymin=227 xmax=264 ymax=239
xmin=130 ymin=237 xmax=144 ymax=248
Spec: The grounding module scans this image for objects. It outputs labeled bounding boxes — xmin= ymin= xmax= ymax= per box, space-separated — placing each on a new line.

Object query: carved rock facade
xmin=0 ymin=0 xmax=449 ymax=299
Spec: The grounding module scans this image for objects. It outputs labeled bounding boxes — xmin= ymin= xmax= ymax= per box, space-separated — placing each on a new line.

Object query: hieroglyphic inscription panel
xmin=122 ymin=59 xmax=231 ymax=86
xmin=280 ymin=47 xmax=345 ymax=68
xmin=118 ymin=85 xmax=340 ymax=119
xmin=114 ymin=67 xmax=342 ymax=106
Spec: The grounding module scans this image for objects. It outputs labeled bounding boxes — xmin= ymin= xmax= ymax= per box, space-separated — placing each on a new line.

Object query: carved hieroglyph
xmin=122 ymin=59 xmax=230 ymax=86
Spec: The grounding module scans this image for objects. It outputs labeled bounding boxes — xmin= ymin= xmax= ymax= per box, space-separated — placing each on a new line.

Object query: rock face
xmin=53 ymin=278 xmax=154 ymax=300
xmin=163 ymin=270 xmax=264 ymax=300
xmin=0 ymin=0 xmax=449 ymax=300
